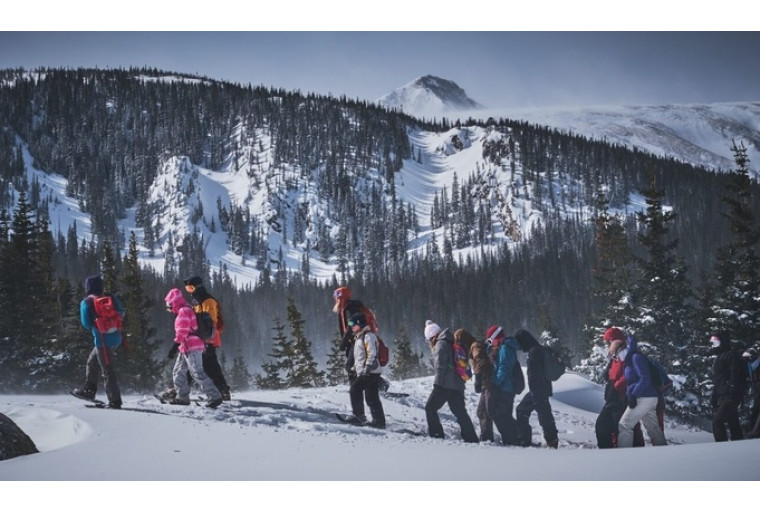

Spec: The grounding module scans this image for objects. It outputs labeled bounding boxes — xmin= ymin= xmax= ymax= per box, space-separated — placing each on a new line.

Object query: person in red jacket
xmin=595 ymin=327 xmax=644 ymax=448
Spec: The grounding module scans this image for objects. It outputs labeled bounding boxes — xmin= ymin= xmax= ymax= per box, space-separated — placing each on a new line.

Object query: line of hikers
xmin=333 ymin=286 xmax=760 ymax=447
xmin=69 ymin=276 xmax=760 ymax=445
xmin=72 ymin=274 xmax=231 ymax=409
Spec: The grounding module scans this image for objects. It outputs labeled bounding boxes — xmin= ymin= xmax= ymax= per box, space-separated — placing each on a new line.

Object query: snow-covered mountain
xmin=441 ymin=101 xmax=760 ymax=176
xmin=377 ymin=75 xmax=484 ymax=118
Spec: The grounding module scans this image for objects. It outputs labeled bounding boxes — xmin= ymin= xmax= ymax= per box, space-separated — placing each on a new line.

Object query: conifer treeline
xmin=1 ymin=68 xmax=759 ymax=424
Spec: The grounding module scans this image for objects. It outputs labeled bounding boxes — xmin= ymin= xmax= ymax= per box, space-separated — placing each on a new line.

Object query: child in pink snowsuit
xmin=164 ymin=288 xmax=223 ymax=408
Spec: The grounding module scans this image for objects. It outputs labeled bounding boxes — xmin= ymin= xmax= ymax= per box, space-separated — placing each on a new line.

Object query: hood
xmin=514 ymin=328 xmax=540 ymax=351
xmin=710 ymin=331 xmax=732 ymax=355
xmin=85 ymin=274 xmax=103 ymax=296
xmin=164 ymin=288 xmax=190 ymax=314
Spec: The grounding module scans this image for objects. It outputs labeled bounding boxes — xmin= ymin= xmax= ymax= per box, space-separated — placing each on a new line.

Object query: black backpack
xmin=542 ymin=345 xmax=566 ymax=382
xmin=194 ymin=311 xmax=215 ymax=342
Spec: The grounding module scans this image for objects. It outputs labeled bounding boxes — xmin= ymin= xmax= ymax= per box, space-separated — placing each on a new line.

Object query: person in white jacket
xmin=342 ymin=313 xmax=386 ymax=428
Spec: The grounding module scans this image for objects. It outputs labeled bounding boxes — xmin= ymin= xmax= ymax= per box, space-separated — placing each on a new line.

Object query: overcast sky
xmin=2 ymin=12 xmax=759 ymax=110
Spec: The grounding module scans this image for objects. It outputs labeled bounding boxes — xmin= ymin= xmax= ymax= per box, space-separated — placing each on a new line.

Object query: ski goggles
xmin=487 ymin=326 xmax=503 ymax=344
xmin=333 ymin=289 xmax=343 ymax=299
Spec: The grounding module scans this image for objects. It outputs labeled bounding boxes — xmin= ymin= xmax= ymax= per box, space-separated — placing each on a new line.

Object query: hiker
xmin=163 ymin=288 xmax=223 ymax=408
xmin=595 ymin=327 xmax=645 ymax=448
xmin=340 ymin=312 xmax=386 ymax=428
xmin=616 ymin=333 xmax=667 ymax=447
xmin=185 ymin=276 xmax=231 ymax=400
xmin=72 ymin=274 xmax=124 ymax=409
xmin=743 ymin=347 xmax=760 ymax=438
xmin=480 ymin=325 xmax=521 ymax=445
xmin=514 ymin=329 xmax=559 ymax=448
xmin=466 ymin=328 xmax=495 ymax=442
xmin=423 ymin=320 xmax=479 ymax=443
xmin=332 ymin=286 xmax=389 ymax=392
xmin=709 ymin=332 xmax=746 ymax=442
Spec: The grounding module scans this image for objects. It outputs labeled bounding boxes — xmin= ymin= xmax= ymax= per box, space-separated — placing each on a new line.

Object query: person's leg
xmin=618 ymin=401 xmax=650 ymax=448
xmin=638 ymin=398 xmax=667 ymax=446
xmin=477 ymin=390 xmax=494 ymax=442
xmin=425 ymin=386 xmax=448 ymax=438
xmin=534 ymin=396 xmax=558 ymax=445
xmin=364 ymin=375 xmax=385 ymax=427
xmin=515 ymin=392 xmax=536 ymax=446
xmin=96 ymin=346 xmax=121 ymax=406
xmin=447 ymin=390 xmax=479 ymax=443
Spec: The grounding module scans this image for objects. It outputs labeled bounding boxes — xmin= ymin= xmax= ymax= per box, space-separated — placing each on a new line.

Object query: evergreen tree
xmin=286 ymin=296 xmax=325 ymax=388
xmin=254 ymin=317 xmax=291 ymax=390
xmin=707 ymin=141 xmax=760 ymax=345
xmin=229 ymin=348 xmax=252 ymax=391
xmin=119 ymin=232 xmax=160 ymax=391
xmin=390 ymin=327 xmax=429 ymax=380
xmin=630 ymin=174 xmax=694 ymax=364
xmin=324 ymin=332 xmax=348 ymax=386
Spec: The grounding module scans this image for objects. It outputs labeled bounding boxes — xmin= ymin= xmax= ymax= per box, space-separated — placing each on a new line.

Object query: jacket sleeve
xmin=628 ymin=354 xmax=652 ymax=398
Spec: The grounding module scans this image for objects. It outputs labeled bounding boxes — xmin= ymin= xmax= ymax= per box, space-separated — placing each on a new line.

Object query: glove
xmin=627 ymin=396 xmax=637 ymax=409
xmin=474 ymin=374 xmax=482 ymax=393
xmin=167 ymin=343 xmax=179 ymax=360
xmin=360 ymin=367 xmax=371 ymax=377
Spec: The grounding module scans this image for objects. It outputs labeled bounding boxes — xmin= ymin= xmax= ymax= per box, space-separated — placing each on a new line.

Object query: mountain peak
xmin=377 ymin=75 xmax=483 ymax=117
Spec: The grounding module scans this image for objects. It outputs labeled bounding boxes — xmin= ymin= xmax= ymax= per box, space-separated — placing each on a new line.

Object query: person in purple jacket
xmin=616 ymin=334 xmax=667 ymax=447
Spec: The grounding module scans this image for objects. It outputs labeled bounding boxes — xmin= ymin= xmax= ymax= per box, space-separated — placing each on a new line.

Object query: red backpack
xmin=89 ymin=295 xmax=123 ymax=334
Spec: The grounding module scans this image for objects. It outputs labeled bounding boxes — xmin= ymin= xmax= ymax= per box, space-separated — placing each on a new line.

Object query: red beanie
xmin=486 ymin=325 xmax=504 ymax=343
xmin=603 ymin=327 xmax=626 ymax=343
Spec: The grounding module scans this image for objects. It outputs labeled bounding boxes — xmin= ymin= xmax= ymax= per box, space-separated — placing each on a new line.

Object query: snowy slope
xmin=465 ymin=102 xmax=760 ymax=176
xmin=2 ymin=371 xmax=757 ymax=483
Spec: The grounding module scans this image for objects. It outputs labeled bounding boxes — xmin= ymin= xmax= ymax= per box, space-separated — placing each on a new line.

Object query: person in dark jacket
xmin=480 ymin=325 xmax=521 ymax=446
xmin=594 ymin=328 xmax=645 ymax=448
xmin=185 ymin=276 xmax=231 ymax=401
xmin=514 ymin=328 xmax=559 ymax=448
xmin=617 ymin=334 xmax=667 ymax=447
xmin=72 ymin=275 xmax=124 ymax=409
xmin=424 ymin=320 xmax=478 ymax=443
xmin=709 ymin=332 xmax=746 ymax=442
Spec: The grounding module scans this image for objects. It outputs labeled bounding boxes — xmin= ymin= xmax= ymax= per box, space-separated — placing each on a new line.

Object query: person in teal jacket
xmin=485 ymin=325 xmax=522 ymax=446
xmin=71 ymin=274 xmax=124 ymax=409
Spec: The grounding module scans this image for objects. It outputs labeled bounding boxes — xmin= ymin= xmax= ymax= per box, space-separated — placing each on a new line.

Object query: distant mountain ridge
xmin=377 ymin=75 xmax=484 ymax=117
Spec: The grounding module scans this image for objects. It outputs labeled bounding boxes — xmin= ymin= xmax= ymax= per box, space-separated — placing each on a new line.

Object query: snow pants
xmin=202 ymin=344 xmax=230 ymax=395
xmin=349 ymin=374 xmax=385 ymax=426
xmin=595 ymin=402 xmax=644 ymax=448
xmin=486 ymin=387 xmax=518 ymax=445
xmin=618 ymin=396 xmax=667 ymax=447
xmin=425 ymin=385 xmax=478 ymax=443
xmin=84 ymin=345 xmax=122 ymax=406
xmin=712 ymin=397 xmax=744 ymax=442
xmin=173 ymin=350 xmax=222 ymax=402
xmin=516 ymin=391 xmax=558 ymax=446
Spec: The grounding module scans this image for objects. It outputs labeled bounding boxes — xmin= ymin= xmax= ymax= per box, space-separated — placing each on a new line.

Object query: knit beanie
xmin=424 ymin=320 xmax=442 ymax=340
xmin=603 ymin=327 xmax=626 ymax=343
xmin=486 ymin=325 xmax=503 ymax=343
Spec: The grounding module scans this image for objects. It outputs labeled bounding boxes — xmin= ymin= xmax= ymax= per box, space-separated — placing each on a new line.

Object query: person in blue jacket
xmin=616 ymin=334 xmax=667 ymax=447
xmin=484 ymin=325 xmax=522 ymax=446
xmin=71 ymin=274 xmax=125 ymax=409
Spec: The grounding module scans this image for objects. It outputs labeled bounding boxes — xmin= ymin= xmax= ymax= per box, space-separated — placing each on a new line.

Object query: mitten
xmin=627 ymin=396 xmax=637 ymax=409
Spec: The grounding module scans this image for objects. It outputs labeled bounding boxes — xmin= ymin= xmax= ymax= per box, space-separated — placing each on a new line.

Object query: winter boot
xmin=221 ymin=390 xmax=231 ymax=401
xmin=344 ymin=414 xmax=367 ymax=425
xmin=159 ymin=388 xmax=177 ymax=401
xmin=168 ymin=397 xmax=191 ymax=406
xmin=206 ymin=397 xmax=223 ymax=409
xmin=368 ymin=418 xmax=386 ymax=429
xmin=72 ymin=387 xmax=96 ymax=401
xmin=546 ymin=439 xmax=559 ymax=449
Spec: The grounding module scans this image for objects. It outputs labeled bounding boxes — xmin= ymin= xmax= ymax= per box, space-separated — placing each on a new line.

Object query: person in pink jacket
xmin=164 ymin=288 xmax=223 ymax=408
